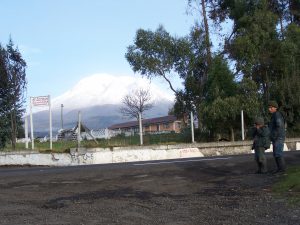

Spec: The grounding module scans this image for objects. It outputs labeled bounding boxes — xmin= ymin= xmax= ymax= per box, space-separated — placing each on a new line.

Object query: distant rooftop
xmin=108 ymin=115 xmax=178 ymax=129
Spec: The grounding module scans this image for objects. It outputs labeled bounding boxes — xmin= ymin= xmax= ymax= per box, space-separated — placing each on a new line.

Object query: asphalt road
xmin=0 ymin=151 xmax=300 ymax=225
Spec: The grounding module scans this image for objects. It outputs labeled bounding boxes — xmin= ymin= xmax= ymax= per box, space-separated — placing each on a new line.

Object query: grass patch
xmin=272 ymin=166 xmax=300 ymax=205
xmin=1 ymin=133 xmax=189 ymax=153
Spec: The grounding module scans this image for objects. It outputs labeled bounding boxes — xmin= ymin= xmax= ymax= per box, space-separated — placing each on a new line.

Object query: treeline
xmin=0 ymin=39 xmax=27 ymax=149
xmin=126 ymin=0 xmax=300 ymax=141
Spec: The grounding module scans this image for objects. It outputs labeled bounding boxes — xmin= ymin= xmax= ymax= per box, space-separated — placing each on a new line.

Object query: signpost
xmin=30 ymin=95 xmax=52 ymax=150
xmin=24 ymin=115 xmax=28 ymax=149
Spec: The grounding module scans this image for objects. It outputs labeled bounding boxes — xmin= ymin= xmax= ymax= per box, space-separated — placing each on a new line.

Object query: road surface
xmin=0 ymin=151 xmax=300 ymax=225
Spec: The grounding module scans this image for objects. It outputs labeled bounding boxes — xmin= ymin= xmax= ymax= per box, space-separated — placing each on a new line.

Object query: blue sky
xmin=0 ymin=0 xmax=195 ymax=104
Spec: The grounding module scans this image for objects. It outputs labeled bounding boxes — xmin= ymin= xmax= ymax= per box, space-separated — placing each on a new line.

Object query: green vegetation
xmin=273 ymin=166 xmax=300 ymax=205
xmin=2 ymin=132 xmax=190 ymax=153
xmin=126 ymin=0 xmax=300 ymax=141
xmin=0 ymin=38 xmax=27 ymax=149
xmin=1 ymin=1 xmax=300 ymax=148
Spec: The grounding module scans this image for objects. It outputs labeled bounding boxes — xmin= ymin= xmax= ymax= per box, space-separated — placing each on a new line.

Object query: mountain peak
xmin=52 ymin=73 xmax=174 ymax=112
xmin=31 ymin=73 xmax=175 ymax=132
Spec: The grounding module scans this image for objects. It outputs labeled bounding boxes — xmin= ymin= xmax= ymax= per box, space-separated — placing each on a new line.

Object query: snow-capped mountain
xmin=31 ymin=73 xmax=175 ymax=133
xmin=51 ymin=73 xmax=174 ymax=112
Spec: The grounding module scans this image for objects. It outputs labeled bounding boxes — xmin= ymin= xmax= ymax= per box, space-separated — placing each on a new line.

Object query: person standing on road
xmin=251 ymin=117 xmax=270 ymax=174
xmin=268 ymin=101 xmax=286 ymax=173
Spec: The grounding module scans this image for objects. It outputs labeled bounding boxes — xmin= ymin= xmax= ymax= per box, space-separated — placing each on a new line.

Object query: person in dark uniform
xmin=268 ymin=101 xmax=286 ymax=173
xmin=251 ymin=117 xmax=270 ymax=174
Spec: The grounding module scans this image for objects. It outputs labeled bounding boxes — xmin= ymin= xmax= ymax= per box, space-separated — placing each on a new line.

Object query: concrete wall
xmin=1 ymin=138 xmax=299 ymax=167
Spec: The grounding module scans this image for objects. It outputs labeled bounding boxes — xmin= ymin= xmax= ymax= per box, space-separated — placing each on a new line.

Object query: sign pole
xmin=30 ymin=97 xmax=34 ymax=150
xmin=24 ymin=115 xmax=28 ymax=149
xmin=30 ymin=95 xmax=51 ymax=150
xmin=49 ymin=95 xmax=52 ymax=150
xmin=61 ymin=104 xmax=64 ymax=129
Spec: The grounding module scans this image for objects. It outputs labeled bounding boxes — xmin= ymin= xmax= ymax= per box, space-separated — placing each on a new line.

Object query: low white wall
xmin=0 ymin=139 xmax=299 ymax=167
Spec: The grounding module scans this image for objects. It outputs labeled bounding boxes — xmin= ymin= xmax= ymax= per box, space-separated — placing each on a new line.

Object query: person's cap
xmin=268 ymin=100 xmax=278 ymax=108
xmin=254 ymin=117 xmax=264 ymax=125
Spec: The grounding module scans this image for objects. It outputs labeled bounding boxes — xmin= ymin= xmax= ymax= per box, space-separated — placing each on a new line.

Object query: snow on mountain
xmin=31 ymin=73 xmax=175 ymax=133
xmin=51 ymin=73 xmax=174 ymax=112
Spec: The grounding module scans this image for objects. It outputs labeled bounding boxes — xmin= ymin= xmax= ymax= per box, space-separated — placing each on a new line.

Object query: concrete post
xmin=191 ymin=111 xmax=195 ymax=143
xmin=139 ymin=112 xmax=143 ymax=145
xmin=241 ymin=110 xmax=245 ymax=141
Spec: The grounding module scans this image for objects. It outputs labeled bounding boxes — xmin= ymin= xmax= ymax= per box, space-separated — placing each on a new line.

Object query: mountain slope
xmin=30 ymin=74 xmax=174 ymax=133
xmin=51 ymin=73 xmax=174 ymax=112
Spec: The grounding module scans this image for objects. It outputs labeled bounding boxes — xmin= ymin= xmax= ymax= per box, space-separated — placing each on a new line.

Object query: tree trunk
xmin=201 ymin=0 xmax=212 ymax=67
xmin=279 ymin=15 xmax=284 ymax=38
xmin=10 ymin=111 xmax=16 ymax=149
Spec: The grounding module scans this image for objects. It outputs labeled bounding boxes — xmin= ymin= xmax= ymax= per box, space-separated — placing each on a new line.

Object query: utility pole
xmin=77 ymin=111 xmax=81 ymax=150
xmin=61 ymin=104 xmax=64 ymax=129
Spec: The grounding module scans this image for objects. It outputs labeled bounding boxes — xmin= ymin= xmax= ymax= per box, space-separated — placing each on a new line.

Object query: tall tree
xmin=225 ymin=1 xmax=279 ymax=103
xmin=210 ymin=0 xmax=300 ymax=134
xmin=188 ymin=0 xmax=213 ymax=66
xmin=0 ymin=46 xmax=10 ymax=148
xmin=202 ymin=57 xmax=261 ymax=141
xmin=125 ymin=0 xmax=300 ymax=139
xmin=125 ymin=26 xmax=180 ymax=94
xmin=201 ymin=56 xmax=238 ymax=140
xmin=0 ymin=39 xmax=27 ymax=149
xmin=173 ymin=26 xmax=210 ymax=129
xmin=271 ymin=23 xmax=300 ymax=133
xmin=126 ymin=24 xmax=210 ymax=128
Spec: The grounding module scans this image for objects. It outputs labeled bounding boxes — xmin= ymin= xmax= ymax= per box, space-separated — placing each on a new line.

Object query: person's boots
xmin=278 ymin=157 xmax=286 ymax=172
xmin=255 ymin=157 xmax=262 ymax=174
xmin=261 ymin=157 xmax=268 ymax=174
xmin=274 ymin=157 xmax=286 ymax=174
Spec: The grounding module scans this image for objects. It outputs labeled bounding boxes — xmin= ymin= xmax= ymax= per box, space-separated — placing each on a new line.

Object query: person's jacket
xmin=269 ymin=111 xmax=285 ymax=141
xmin=252 ymin=126 xmax=271 ymax=150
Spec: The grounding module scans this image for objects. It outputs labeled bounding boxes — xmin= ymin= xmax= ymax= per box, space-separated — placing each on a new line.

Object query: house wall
xmin=144 ymin=121 xmax=181 ymax=133
xmin=111 ymin=121 xmax=182 ymax=134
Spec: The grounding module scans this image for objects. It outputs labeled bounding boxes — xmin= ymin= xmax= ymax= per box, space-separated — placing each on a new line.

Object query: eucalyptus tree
xmin=126 ymin=26 xmax=180 ymax=94
xmin=216 ymin=0 xmax=300 ymax=133
xmin=187 ymin=0 xmax=213 ymax=64
xmin=225 ymin=1 xmax=278 ymax=101
xmin=126 ymin=0 xmax=300 ymax=139
xmin=126 ymin=24 xmax=210 ymax=127
xmin=271 ymin=24 xmax=300 ymax=132
xmin=173 ymin=26 xmax=211 ymax=128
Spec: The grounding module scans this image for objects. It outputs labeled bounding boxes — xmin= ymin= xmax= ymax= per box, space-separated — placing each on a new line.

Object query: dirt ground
xmin=0 ymin=151 xmax=299 ymax=225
